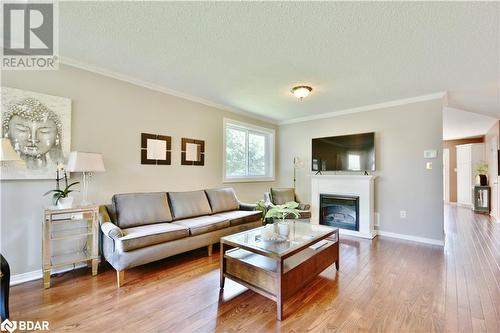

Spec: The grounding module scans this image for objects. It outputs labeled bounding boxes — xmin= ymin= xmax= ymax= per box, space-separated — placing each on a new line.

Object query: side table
xmin=43 ymin=205 xmax=99 ymax=288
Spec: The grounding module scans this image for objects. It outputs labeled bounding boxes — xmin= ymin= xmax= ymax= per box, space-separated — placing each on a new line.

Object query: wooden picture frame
xmin=141 ymin=133 xmax=172 ymax=165
xmin=181 ymin=138 xmax=205 ymax=166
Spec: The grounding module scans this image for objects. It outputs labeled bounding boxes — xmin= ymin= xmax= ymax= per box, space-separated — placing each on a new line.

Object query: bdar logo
xmin=0 ymin=319 xmax=17 ymax=333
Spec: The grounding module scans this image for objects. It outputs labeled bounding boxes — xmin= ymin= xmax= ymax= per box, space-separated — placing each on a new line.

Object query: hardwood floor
xmin=9 ymin=204 xmax=500 ymax=332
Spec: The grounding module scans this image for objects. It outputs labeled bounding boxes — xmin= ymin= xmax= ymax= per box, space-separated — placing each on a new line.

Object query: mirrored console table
xmin=43 ymin=205 xmax=99 ymax=288
xmin=473 ymin=186 xmax=490 ymax=214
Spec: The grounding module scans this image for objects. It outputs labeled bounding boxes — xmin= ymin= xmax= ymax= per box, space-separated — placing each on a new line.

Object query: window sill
xmin=223 ymin=177 xmax=275 ymax=183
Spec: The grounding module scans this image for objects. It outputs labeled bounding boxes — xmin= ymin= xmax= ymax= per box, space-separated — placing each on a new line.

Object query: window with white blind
xmin=223 ymin=119 xmax=275 ymax=182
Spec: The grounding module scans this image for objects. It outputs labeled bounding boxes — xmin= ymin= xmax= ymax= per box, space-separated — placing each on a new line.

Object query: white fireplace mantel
xmin=311 ymin=174 xmax=377 ymax=239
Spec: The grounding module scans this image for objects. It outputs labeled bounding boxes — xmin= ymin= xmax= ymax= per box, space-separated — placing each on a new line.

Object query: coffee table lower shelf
xmin=220 ymin=238 xmax=339 ymax=320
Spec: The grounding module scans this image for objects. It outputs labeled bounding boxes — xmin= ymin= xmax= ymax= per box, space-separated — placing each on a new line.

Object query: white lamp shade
xmin=66 ymin=151 xmax=105 ymax=172
xmin=0 ymin=138 xmax=22 ymax=161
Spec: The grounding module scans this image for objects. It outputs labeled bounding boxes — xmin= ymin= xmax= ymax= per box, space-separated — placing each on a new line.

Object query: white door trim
xmin=443 ymin=148 xmax=450 ymax=202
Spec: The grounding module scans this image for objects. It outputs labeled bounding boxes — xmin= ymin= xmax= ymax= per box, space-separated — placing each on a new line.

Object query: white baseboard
xmin=377 ymin=230 xmax=445 ymax=246
xmin=11 ymin=263 xmax=87 ymax=286
xmin=339 ymin=228 xmax=378 ymax=239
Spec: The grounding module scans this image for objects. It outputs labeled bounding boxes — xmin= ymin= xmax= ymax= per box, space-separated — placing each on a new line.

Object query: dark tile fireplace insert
xmin=319 ymin=194 xmax=359 ymax=231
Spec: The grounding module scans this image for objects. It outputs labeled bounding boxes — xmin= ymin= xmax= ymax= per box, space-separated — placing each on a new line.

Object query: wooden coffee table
xmin=220 ymin=222 xmax=339 ymax=320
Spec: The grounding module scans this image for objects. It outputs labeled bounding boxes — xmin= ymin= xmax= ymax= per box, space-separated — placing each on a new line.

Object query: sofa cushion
xmin=117 ymin=223 xmax=189 ymax=252
xmin=168 ymin=190 xmax=212 ymax=220
xmin=271 ymin=188 xmax=295 ymax=205
xmin=172 ymin=215 xmax=229 ymax=236
xmin=212 ymin=210 xmax=262 ymax=227
xmin=205 ymin=188 xmax=240 ymax=213
xmin=113 ymin=192 xmax=173 ymax=228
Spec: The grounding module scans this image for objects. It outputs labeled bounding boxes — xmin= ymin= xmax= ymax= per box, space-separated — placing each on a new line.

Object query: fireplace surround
xmin=311 ymin=174 xmax=377 ymax=239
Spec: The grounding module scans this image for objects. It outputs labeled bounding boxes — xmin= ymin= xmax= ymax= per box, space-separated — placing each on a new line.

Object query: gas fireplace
xmin=319 ymin=194 xmax=359 ymax=231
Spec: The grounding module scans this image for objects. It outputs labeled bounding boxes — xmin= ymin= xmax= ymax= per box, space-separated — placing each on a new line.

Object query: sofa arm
xmin=101 ymin=222 xmax=123 ymax=239
xmin=298 ymin=203 xmax=311 ymax=211
xmin=239 ymin=202 xmax=257 ymax=211
xmin=99 ymin=205 xmax=112 ymax=224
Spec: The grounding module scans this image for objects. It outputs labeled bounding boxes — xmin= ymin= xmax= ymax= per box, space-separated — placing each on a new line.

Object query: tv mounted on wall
xmin=312 ymin=132 xmax=375 ymax=172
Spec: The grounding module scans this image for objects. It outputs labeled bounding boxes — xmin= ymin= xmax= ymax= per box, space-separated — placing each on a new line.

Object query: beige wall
xmin=278 ymin=99 xmax=444 ymax=242
xmin=1 ymin=64 xmax=278 ymax=276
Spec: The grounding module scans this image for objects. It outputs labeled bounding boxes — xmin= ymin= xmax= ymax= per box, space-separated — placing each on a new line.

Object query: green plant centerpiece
xmin=44 ymin=165 xmax=79 ymax=209
xmin=264 ymin=201 xmax=300 ymax=238
xmin=265 ymin=201 xmax=300 ymax=222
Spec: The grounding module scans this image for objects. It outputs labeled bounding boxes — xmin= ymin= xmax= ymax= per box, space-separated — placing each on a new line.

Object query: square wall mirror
xmin=181 ymin=138 xmax=205 ymax=166
xmin=141 ymin=133 xmax=172 ymax=165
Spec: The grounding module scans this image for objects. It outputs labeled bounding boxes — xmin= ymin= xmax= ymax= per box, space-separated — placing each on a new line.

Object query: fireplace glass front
xmin=319 ymin=194 xmax=359 ymax=231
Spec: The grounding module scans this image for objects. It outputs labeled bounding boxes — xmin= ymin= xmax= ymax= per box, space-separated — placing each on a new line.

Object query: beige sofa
xmin=100 ymin=187 xmax=261 ymax=287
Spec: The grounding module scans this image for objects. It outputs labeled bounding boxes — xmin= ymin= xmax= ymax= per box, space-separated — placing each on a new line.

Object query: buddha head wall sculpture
xmin=2 ymin=98 xmax=63 ymax=169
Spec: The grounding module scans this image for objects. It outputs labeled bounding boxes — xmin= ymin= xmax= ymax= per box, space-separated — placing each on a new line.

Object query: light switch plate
xmin=424 ymin=150 xmax=438 ymax=159
xmin=426 ymin=162 xmax=433 ymax=170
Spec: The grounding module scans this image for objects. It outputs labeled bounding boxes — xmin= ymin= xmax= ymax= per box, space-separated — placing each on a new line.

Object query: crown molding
xmin=59 ymin=56 xmax=279 ymax=125
xmin=279 ymin=92 xmax=447 ymax=125
xmin=59 ymin=57 xmax=446 ymax=127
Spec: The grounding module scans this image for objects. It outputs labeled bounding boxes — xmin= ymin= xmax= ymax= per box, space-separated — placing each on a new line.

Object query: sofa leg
xmin=117 ymin=270 xmax=124 ymax=288
xmin=208 ymin=244 xmax=213 ymax=257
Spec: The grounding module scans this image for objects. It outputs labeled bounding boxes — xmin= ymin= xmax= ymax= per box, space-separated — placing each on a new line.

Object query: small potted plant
xmin=475 ymin=161 xmax=488 ymax=186
xmin=44 ymin=165 xmax=79 ymax=209
xmin=264 ymin=201 xmax=300 ymax=237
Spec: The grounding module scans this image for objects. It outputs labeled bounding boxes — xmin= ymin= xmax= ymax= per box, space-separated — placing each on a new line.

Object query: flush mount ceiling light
xmin=291 ymin=85 xmax=313 ymax=100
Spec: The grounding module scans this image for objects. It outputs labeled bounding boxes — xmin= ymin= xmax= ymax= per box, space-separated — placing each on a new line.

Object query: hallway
xmin=443 ymin=204 xmax=500 ymax=332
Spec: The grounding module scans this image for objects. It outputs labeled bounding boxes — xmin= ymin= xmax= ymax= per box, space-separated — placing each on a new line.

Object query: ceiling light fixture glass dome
xmin=291 ymin=85 xmax=312 ymax=100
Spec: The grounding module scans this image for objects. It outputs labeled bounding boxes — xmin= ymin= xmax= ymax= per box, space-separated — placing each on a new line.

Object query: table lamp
xmin=66 ymin=151 xmax=105 ymax=205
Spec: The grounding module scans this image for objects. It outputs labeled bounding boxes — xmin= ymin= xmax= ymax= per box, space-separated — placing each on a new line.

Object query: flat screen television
xmin=311 ymin=132 xmax=375 ymax=172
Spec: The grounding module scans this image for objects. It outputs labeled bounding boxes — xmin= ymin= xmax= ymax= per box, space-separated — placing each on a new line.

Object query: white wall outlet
xmin=400 ymin=210 xmax=407 ymax=219
xmin=426 ymin=162 xmax=433 ymax=170
xmin=374 ymin=212 xmax=380 ymax=227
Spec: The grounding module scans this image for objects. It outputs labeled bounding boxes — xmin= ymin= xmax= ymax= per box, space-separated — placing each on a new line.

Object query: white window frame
xmin=223 ymin=118 xmax=275 ymax=183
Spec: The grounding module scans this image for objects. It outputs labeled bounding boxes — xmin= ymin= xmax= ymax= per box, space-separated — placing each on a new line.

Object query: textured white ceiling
xmin=59 ymin=2 xmax=500 ymax=122
xmin=443 ymin=107 xmax=498 ymax=140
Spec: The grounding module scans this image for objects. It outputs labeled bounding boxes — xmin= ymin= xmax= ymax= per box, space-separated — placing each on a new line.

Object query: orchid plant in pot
xmin=44 ymin=164 xmax=79 ymax=209
xmin=264 ymin=201 xmax=300 ymax=237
